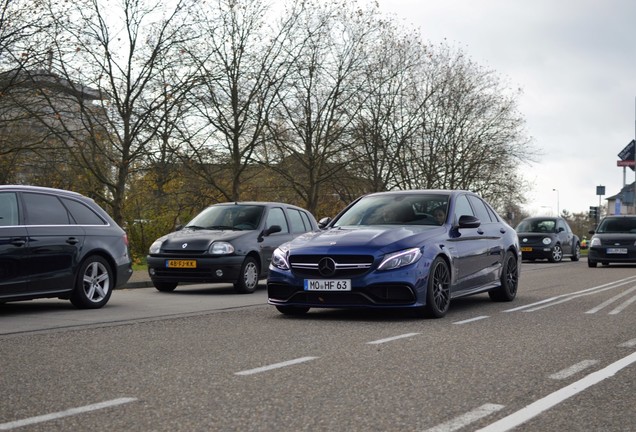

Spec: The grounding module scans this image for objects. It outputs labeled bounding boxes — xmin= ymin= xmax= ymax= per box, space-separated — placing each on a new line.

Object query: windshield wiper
xmin=207 ymin=225 xmax=238 ymax=230
xmin=184 ymin=225 xmax=206 ymax=230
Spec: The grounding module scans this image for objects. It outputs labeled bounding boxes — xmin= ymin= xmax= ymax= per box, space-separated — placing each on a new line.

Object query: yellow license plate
xmin=166 ymin=259 xmax=197 ymax=268
xmin=521 ymin=247 xmax=532 ymax=252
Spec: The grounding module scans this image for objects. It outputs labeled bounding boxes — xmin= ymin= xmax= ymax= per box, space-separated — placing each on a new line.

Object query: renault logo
xmin=318 ymin=257 xmax=336 ymax=277
xmin=182 ymin=243 xmax=188 ymax=249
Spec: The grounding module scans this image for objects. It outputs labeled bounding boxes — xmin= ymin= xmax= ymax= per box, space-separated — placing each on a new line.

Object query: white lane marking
xmin=548 ymin=360 xmax=599 ymax=380
xmin=423 ymin=403 xmax=505 ymax=432
xmin=586 ymin=285 xmax=636 ymax=314
xmin=453 ymin=316 xmax=489 ymax=325
xmin=234 ymin=356 xmax=318 ymax=376
xmin=609 ymin=292 xmax=636 ymax=315
xmin=367 ymin=333 xmax=420 ymax=345
xmin=619 ymin=338 xmax=636 ymax=348
xmin=475 ymin=351 xmax=636 ymax=432
xmin=0 ymin=398 xmax=137 ymax=431
xmin=505 ymin=276 xmax=636 ymax=313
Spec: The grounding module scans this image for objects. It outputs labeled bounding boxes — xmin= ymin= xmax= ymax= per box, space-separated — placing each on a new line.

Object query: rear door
xmin=22 ymin=192 xmax=85 ymax=293
xmin=0 ymin=191 xmax=30 ymax=297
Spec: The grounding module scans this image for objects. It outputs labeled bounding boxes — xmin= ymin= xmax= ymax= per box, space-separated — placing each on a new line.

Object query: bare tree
xmin=25 ymin=0 xmax=198 ymax=223
xmin=184 ymin=0 xmax=301 ymax=202
xmin=263 ymin=0 xmax=382 ymax=214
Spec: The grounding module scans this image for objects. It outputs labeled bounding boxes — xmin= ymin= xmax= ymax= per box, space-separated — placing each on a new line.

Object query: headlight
xmin=149 ymin=240 xmax=163 ymax=254
xmin=590 ymin=237 xmax=601 ymax=247
xmin=209 ymin=241 xmax=234 ymax=255
xmin=271 ymin=246 xmax=290 ymax=270
xmin=378 ymin=248 xmax=422 ymax=271
xmin=542 ymin=237 xmax=552 ymax=245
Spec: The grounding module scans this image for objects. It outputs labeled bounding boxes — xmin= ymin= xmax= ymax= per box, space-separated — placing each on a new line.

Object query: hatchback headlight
xmin=149 ymin=240 xmax=163 ymax=254
xmin=542 ymin=237 xmax=552 ymax=245
xmin=590 ymin=237 xmax=601 ymax=247
xmin=209 ymin=241 xmax=234 ymax=255
xmin=271 ymin=246 xmax=290 ymax=270
xmin=378 ymin=248 xmax=422 ymax=271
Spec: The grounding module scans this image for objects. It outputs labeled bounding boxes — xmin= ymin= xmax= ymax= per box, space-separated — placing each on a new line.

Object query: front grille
xmin=289 ymin=254 xmax=374 ymax=278
xmin=600 ymin=239 xmax=635 ymax=246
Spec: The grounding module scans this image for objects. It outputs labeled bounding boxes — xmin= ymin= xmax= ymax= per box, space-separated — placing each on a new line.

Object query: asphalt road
xmin=1 ymin=258 xmax=635 ymax=431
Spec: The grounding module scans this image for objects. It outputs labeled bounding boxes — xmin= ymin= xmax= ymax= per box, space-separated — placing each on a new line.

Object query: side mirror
xmin=175 ymin=224 xmax=183 ymax=231
xmin=458 ymin=215 xmax=481 ymax=229
xmin=263 ymin=225 xmax=282 ymax=236
xmin=318 ymin=217 xmax=331 ymax=229
xmin=588 ymin=229 xmax=595 ymax=235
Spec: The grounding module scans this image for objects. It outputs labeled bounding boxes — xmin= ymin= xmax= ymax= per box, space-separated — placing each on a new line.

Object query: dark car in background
xmin=147 ymin=202 xmax=319 ymax=293
xmin=587 ymin=215 xmax=636 ymax=267
xmin=267 ymin=190 xmax=520 ymax=318
xmin=515 ymin=216 xmax=580 ymax=263
xmin=0 ymin=185 xmax=132 ymax=308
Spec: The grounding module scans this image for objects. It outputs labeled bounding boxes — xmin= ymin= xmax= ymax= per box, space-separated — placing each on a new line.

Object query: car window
xmin=288 ymin=208 xmax=310 ymax=233
xmin=0 ymin=192 xmax=19 ymax=226
xmin=22 ymin=192 xmax=71 ymax=225
xmin=300 ymin=211 xmax=313 ymax=230
xmin=467 ymin=195 xmax=493 ymax=223
xmin=453 ymin=195 xmax=474 ymax=223
xmin=266 ymin=207 xmax=289 ymax=233
xmin=61 ymin=198 xmax=107 ymax=225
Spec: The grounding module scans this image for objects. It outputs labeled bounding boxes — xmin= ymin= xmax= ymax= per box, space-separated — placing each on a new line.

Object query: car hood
xmin=157 ymin=228 xmax=252 ymax=250
xmin=284 ymin=225 xmax=442 ymax=255
xmin=517 ymin=232 xmax=555 ymax=239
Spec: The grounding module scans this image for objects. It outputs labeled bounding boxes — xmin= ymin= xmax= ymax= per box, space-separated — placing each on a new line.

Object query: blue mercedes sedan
xmin=267 ymin=190 xmax=520 ymax=318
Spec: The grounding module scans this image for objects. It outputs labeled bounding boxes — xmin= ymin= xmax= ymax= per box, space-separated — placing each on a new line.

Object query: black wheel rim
xmin=432 ymin=261 xmax=450 ymax=312
xmin=505 ymin=256 xmax=518 ymax=295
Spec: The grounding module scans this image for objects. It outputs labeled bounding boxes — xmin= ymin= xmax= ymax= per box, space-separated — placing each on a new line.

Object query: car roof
xmin=0 ymin=184 xmax=85 ymax=198
xmin=211 ymin=201 xmax=311 ymax=211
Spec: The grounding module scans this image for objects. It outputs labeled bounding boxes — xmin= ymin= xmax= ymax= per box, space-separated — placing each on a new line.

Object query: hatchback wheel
xmin=70 ymin=256 xmax=113 ymax=309
xmin=588 ymin=260 xmax=597 ymax=268
xmin=571 ymin=243 xmax=580 ymax=261
xmin=549 ymin=244 xmax=563 ymax=263
xmin=154 ymin=282 xmax=177 ymax=292
xmin=489 ymin=251 xmax=518 ymax=302
xmin=234 ymin=257 xmax=259 ymax=293
xmin=420 ymin=256 xmax=451 ymax=318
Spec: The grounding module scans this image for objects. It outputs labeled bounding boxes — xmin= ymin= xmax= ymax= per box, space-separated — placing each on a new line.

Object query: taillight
xmin=123 ymin=233 xmax=129 ymax=246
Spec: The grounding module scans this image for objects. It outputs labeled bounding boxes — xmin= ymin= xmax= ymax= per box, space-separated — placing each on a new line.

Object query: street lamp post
xmin=553 ymin=188 xmax=560 ymax=216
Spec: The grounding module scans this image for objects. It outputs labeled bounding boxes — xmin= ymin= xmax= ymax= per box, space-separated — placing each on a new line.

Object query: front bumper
xmin=588 ymin=247 xmax=636 ymax=264
xmin=267 ymin=265 xmax=427 ymax=309
xmin=147 ymin=255 xmax=246 ymax=284
xmin=520 ymin=246 xmax=553 ymax=260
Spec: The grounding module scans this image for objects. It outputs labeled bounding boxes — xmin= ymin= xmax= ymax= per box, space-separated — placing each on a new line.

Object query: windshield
xmin=186 ymin=205 xmax=264 ymax=230
xmin=516 ymin=219 xmax=556 ymax=233
xmin=333 ymin=193 xmax=449 ymax=227
xmin=596 ymin=217 xmax=636 ymax=233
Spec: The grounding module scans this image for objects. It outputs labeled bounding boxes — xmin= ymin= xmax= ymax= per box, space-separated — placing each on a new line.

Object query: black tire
xmin=276 ymin=305 xmax=310 ymax=315
xmin=70 ymin=256 xmax=113 ymax=309
xmin=588 ymin=260 xmax=597 ymax=268
xmin=548 ymin=244 xmax=563 ymax=263
xmin=420 ymin=256 xmax=451 ymax=318
xmin=234 ymin=257 xmax=259 ymax=293
xmin=571 ymin=243 xmax=580 ymax=261
xmin=154 ymin=282 xmax=177 ymax=292
xmin=489 ymin=251 xmax=518 ymax=302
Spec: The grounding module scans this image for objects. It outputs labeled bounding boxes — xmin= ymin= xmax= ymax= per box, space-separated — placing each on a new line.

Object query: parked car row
xmin=2 ymin=185 xmax=634 ymax=316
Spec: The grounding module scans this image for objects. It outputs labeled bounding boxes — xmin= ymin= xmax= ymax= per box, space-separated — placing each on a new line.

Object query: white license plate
xmin=304 ymin=279 xmax=351 ymax=291
xmin=607 ymin=248 xmax=628 ymax=254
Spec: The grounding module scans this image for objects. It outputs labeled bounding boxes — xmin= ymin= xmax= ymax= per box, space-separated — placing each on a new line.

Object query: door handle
xmin=477 ymin=229 xmax=484 ymax=235
xmin=10 ymin=237 xmax=27 ymax=247
xmin=66 ymin=237 xmax=79 ymax=245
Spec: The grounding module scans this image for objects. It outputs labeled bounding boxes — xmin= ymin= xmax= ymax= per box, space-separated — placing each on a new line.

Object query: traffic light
xmin=589 ymin=206 xmax=598 ymax=219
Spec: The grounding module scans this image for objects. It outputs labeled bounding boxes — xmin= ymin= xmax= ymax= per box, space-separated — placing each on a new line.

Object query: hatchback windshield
xmin=334 ymin=194 xmax=449 ymax=227
xmin=516 ymin=219 xmax=556 ymax=233
xmin=186 ymin=205 xmax=264 ymax=230
xmin=596 ymin=217 xmax=636 ymax=233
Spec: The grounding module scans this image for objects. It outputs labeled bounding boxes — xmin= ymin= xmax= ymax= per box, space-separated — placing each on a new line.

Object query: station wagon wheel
xmin=549 ymin=244 xmax=563 ymax=263
xmin=422 ymin=257 xmax=451 ymax=318
xmin=70 ymin=255 xmax=113 ymax=309
xmin=234 ymin=257 xmax=259 ymax=294
xmin=489 ymin=251 xmax=518 ymax=302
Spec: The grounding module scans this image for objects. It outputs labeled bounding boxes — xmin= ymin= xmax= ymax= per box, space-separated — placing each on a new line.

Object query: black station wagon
xmin=0 ymin=185 xmax=132 ymax=308
xmin=146 ymin=202 xmax=319 ymax=293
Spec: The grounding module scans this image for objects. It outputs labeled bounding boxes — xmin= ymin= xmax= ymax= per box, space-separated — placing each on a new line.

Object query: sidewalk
xmin=122 ymin=270 xmax=154 ymax=289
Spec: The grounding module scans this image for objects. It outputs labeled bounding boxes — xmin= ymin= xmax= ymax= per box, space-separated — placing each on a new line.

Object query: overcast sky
xmin=367 ymin=0 xmax=636 ymax=215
